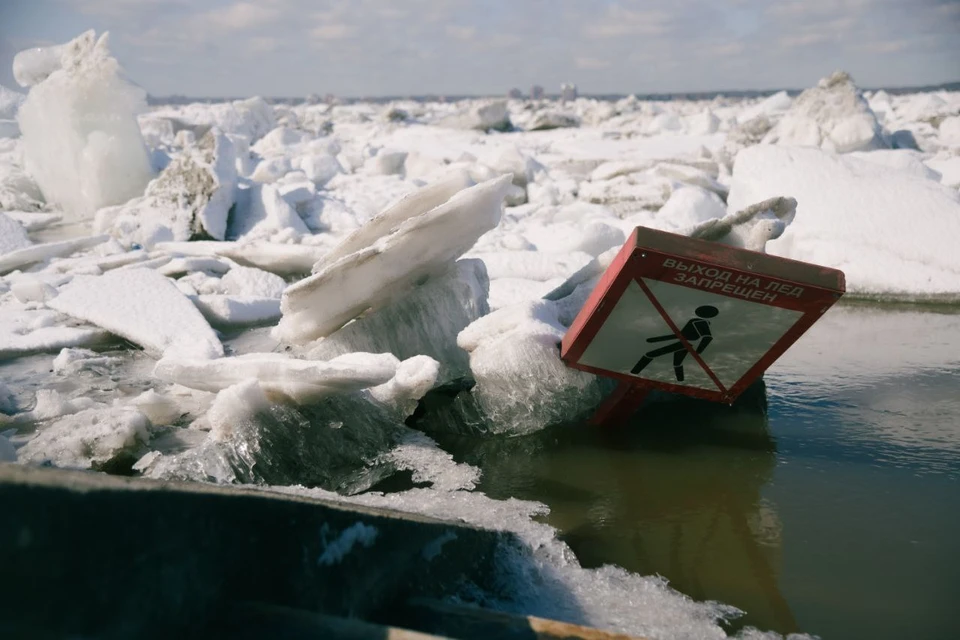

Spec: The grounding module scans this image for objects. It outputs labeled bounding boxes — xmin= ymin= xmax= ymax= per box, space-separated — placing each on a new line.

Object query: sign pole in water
xmin=561 ymin=226 xmax=845 ymax=426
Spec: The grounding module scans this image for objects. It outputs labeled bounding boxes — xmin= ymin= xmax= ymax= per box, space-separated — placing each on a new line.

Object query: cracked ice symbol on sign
xmin=631 ymin=305 xmax=719 ymax=382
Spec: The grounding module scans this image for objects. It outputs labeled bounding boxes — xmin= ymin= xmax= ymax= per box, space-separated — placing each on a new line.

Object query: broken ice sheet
xmin=305 ymin=259 xmax=488 ymax=387
xmin=0 ymin=235 xmax=109 ymax=275
xmin=48 ymin=267 xmax=223 ymax=360
xmin=152 ymin=351 xmax=400 ymax=404
xmin=0 ymin=211 xmax=31 ymax=254
xmin=0 ymin=305 xmax=112 ymax=360
xmin=140 ymin=392 xmax=413 ymax=493
xmin=275 ymin=174 xmax=512 ymax=344
xmin=17 ymin=404 xmax=150 ymax=473
xmin=94 ymin=129 xmax=238 ymax=248
xmin=410 ymin=300 xmax=606 ymax=437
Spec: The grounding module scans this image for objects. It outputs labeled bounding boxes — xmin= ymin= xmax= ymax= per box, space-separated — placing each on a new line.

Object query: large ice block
xmin=275 ymin=175 xmax=512 ymax=343
xmin=306 ymin=259 xmax=489 ymax=386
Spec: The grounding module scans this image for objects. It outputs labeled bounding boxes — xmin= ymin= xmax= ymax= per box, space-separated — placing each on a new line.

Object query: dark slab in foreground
xmin=0 ymin=464 xmax=503 ymax=639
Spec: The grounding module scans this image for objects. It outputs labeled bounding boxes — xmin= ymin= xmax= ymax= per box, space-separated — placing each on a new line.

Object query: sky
xmin=0 ymin=0 xmax=958 ymax=98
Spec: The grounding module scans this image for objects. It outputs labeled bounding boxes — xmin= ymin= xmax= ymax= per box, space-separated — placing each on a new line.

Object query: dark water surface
xmin=438 ymin=304 xmax=960 ymax=639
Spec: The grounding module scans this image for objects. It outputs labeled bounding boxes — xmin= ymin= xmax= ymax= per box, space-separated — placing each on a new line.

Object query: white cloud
xmin=584 ymin=7 xmax=672 ymax=38
xmin=310 ymin=23 xmax=357 ymax=40
xmin=445 ymin=25 xmax=476 ymax=40
xmin=202 ymin=2 xmax=280 ymax=31
xmin=249 ymin=36 xmax=281 ymax=53
xmin=782 ymin=32 xmax=831 ymax=48
xmin=575 ymin=56 xmax=611 ymax=70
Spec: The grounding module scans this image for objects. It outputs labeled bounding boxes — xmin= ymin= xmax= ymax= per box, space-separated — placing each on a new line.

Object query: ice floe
xmin=16 ymin=31 xmax=154 ymax=218
xmin=48 ymin=268 xmax=223 ymax=359
xmin=729 ymin=145 xmax=960 ymax=296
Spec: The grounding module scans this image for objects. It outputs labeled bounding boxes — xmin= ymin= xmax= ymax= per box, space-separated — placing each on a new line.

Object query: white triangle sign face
xmin=577 ymin=280 xmax=720 ymax=391
xmin=641 ymin=278 xmax=804 ymax=390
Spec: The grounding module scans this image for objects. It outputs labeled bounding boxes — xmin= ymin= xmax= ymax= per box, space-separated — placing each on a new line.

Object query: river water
xmin=436 ymin=303 xmax=960 ymax=639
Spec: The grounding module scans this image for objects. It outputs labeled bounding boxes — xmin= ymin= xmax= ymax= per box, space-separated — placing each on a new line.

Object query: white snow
xmin=729 ymin=145 xmax=960 ymax=296
xmin=16 ymin=31 xmax=155 ymax=218
xmin=219 ymin=264 xmax=287 ymax=298
xmin=190 ymin=295 xmax=281 ymax=327
xmin=762 ymin=71 xmax=885 ymax=153
xmin=48 ymin=268 xmax=223 ymax=359
xmin=368 ymin=354 xmax=440 ymax=419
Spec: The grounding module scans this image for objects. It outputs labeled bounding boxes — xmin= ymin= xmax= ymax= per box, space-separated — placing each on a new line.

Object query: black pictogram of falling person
xmin=631 ymin=305 xmax=719 ymax=382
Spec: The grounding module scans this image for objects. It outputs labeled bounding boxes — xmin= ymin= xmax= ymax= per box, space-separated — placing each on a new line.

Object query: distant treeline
xmin=147 ymin=80 xmax=960 ymax=107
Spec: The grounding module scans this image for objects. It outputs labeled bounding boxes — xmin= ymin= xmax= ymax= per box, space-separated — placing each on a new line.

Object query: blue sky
xmin=1 ymin=0 xmax=958 ymax=97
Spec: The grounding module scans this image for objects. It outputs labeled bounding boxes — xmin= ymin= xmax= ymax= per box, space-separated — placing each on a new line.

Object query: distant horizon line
xmin=145 ymin=78 xmax=960 ymax=106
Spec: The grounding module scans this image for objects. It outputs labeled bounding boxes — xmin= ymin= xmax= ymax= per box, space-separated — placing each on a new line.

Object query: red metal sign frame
xmin=561 ymin=226 xmax=845 ymax=405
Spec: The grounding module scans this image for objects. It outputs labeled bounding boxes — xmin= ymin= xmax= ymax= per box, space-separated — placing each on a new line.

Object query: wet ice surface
xmin=3 ymin=30 xmax=960 ymax=640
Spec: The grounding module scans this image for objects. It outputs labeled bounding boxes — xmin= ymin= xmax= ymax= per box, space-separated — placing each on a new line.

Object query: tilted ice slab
xmin=16 ymin=30 xmax=155 ymax=218
xmin=3 ymin=211 xmax=62 ymax=232
xmin=307 ymin=259 xmax=489 ymax=386
xmin=314 ymin=168 xmax=475 ymax=271
xmin=48 ymin=268 xmax=223 ymax=359
xmin=276 ymin=174 xmax=512 ymax=344
xmin=153 ymin=352 xmax=401 ymax=405
xmin=729 ymin=145 xmax=960 ymax=296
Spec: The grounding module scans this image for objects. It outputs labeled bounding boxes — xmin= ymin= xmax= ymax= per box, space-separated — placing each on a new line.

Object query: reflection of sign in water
xmin=633 ymin=305 xmax=718 ymax=381
xmin=561 ymin=226 xmax=845 ymax=407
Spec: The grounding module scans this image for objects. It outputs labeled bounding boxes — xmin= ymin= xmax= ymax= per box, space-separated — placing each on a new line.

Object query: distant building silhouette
xmin=508 ymin=88 xmax=523 ymax=99
xmin=531 ymin=85 xmax=545 ymax=100
xmin=561 ymin=83 xmax=578 ymax=102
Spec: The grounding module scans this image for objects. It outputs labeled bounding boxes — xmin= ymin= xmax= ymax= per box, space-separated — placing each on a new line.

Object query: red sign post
xmin=561 ymin=226 xmax=845 ymax=425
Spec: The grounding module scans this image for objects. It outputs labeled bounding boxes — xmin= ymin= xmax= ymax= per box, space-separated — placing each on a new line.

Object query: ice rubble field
xmin=2 ymin=29 xmax=960 ymax=638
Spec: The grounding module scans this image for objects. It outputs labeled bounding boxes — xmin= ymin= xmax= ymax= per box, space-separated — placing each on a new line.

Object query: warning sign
xmin=561 ymin=226 xmax=845 ymax=404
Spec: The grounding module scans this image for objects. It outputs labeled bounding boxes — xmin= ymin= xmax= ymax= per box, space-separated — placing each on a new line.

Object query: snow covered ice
xmin=15 ymin=31 xmax=155 ymax=218
xmin=2 ymin=31 xmax=959 ymax=639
